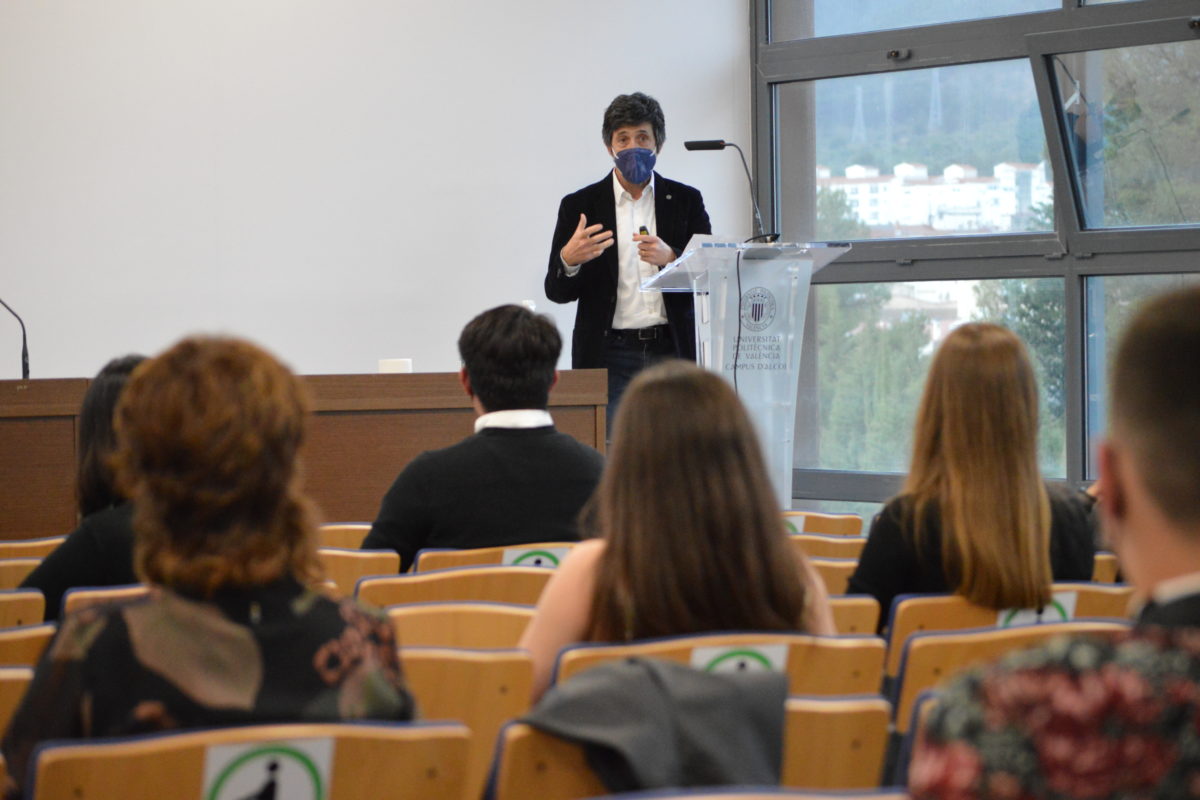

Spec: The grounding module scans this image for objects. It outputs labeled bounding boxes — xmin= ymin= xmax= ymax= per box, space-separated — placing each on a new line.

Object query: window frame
xmin=751 ymin=0 xmax=1200 ymax=507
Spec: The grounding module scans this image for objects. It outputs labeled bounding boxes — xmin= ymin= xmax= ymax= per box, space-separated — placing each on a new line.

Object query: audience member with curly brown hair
xmin=1 ymin=336 xmax=414 ymax=797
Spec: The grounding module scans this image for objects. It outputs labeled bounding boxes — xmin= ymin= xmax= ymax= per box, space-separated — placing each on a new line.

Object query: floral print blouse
xmin=1 ymin=577 xmax=414 ymax=796
xmin=910 ymin=627 xmax=1200 ymax=799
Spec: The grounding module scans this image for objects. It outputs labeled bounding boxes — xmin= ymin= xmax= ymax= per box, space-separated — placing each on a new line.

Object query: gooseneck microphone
xmin=683 ymin=139 xmax=779 ymax=243
xmin=0 ymin=297 xmax=30 ymax=380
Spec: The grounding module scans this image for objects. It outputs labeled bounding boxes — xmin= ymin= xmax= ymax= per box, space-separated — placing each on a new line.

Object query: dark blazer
xmin=545 ymin=171 xmax=711 ymax=369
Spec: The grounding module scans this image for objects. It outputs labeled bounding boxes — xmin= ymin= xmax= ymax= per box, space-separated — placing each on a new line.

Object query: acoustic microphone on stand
xmin=683 ymin=139 xmax=779 ymax=243
xmin=0 ymin=297 xmax=30 ymax=380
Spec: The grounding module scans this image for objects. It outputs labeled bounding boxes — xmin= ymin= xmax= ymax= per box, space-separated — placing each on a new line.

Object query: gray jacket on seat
xmin=521 ymin=657 xmax=788 ymax=792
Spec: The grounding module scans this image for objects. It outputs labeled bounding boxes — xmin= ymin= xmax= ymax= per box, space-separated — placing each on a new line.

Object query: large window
xmin=754 ymin=0 xmax=1200 ymax=509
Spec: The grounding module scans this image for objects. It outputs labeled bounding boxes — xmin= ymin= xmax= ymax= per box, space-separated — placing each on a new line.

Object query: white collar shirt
xmin=610 ymin=171 xmax=667 ymax=330
xmin=1152 ymin=570 xmax=1200 ymax=606
xmin=474 ymin=409 xmax=554 ymax=433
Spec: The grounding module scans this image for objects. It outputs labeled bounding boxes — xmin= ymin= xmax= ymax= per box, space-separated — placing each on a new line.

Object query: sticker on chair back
xmin=782 ymin=518 xmax=800 ymax=533
xmin=203 ymin=737 xmax=332 ymax=800
xmin=690 ymin=643 xmax=789 ymax=673
xmin=501 ymin=547 xmax=571 ymax=568
xmin=996 ymin=591 xmax=1078 ymax=628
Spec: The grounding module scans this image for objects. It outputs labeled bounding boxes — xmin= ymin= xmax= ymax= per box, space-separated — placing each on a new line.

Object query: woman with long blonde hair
xmin=848 ymin=323 xmax=1095 ymax=625
xmin=520 ymin=360 xmax=835 ymax=699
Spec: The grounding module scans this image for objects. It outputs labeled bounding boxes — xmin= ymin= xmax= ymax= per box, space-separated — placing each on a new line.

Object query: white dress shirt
xmin=610 ymin=171 xmax=667 ymax=329
xmin=560 ymin=171 xmax=668 ymax=330
xmin=474 ymin=409 xmax=554 ymax=433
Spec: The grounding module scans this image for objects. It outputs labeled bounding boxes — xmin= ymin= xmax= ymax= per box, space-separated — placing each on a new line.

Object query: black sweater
xmin=362 ymin=426 xmax=604 ymax=571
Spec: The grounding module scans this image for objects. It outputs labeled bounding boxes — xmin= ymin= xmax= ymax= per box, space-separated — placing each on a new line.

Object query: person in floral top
xmin=910 ymin=286 xmax=1200 ymax=799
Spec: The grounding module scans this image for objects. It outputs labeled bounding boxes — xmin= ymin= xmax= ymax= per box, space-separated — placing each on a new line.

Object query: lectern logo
xmin=739 ymin=287 xmax=776 ymax=332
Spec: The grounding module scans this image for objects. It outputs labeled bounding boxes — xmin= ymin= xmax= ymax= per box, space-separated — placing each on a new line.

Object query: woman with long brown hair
xmin=847 ymin=323 xmax=1095 ymax=626
xmin=3 ymin=336 xmax=414 ymax=794
xmin=520 ymin=360 xmax=834 ymax=699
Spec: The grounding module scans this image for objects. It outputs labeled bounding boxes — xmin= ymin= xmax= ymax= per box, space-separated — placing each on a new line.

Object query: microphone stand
xmin=684 ymin=139 xmax=779 ymax=243
xmin=0 ymin=297 xmax=30 ymax=380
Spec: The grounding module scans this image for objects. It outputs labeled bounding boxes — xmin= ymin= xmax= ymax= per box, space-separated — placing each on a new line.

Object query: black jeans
xmin=603 ymin=327 xmax=676 ymax=437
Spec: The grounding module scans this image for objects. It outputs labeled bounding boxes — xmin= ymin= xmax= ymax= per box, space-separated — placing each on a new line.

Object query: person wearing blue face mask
xmin=545 ymin=91 xmax=711 ymax=433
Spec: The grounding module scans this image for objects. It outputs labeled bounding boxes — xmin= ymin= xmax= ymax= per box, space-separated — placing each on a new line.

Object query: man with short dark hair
xmin=545 ymin=92 xmax=711 ymax=429
xmin=909 ymin=285 xmax=1200 ymax=799
xmin=363 ymin=305 xmax=604 ymax=571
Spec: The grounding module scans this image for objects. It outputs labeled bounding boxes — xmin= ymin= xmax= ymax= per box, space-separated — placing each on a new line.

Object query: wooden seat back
xmin=789 ymin=534 xmax=866 ymax=560
xmin=0 ymin=559 xmax=42 ymax=591
xmin=828 ymin=595 xmax=880 ymax=635
xmin=894 ymin=620 xmax=1130 ymax=732
xmin=0 ymin=590 xmax=45 ymax=627
xmin=1092 ymin=552 xmax=1120 ymax=583
xmin=0 ymin=538 xmax=65 ymax=560
xmin=555 ymin=632 xmax=884 ymax=697
xmin=809 ymin=558 xmax=857 ymax=595
xmin=401 ymin=647 xmax=533 ymax=800
xmin=317 ymin=523 xmax=372 ymax=550
xmin=781 ymin=512 xmax=862 ymax=537
xmin=357 ymin=566 xmax=553 ymax=608
xmin=61 ymin=584 xmax=150 ymax=617
xmin=490 ymin=696 xmax=891 ymax=799
xmin=318 ymin=548 xmax=400 ymax=596
xmin=388 ymin=602 xmax=533 ymax=649
xmin=28 ymin=721 xmax=471 ymax=800
xmin=0 ymin=624 xmax=56 ymax=666
xmin=885 ymin=584 xmax=1137 ymax=675
xmin=414 ymin=542 xmax=579 ymax=572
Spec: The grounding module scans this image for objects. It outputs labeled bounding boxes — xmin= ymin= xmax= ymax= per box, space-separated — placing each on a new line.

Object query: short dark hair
xmin=77 ymin=354 xmax=146 ymax=516
xmin=602 ymin=92 xmax=666 ymax=153
xmin=458 ymin=305 xmax=561 ymax=412
xmin=1110 ymin=285 xmax=1200 ymax=527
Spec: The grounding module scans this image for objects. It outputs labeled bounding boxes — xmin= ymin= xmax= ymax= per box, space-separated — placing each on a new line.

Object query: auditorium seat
xmin=808 ymin=558 xmax=857 ymax=595
xmin=828 ymin=595 xmax=880 ymax=635
xmin=388 ymin=601 xmax=533 ymax=649
xmin=553 ymin=632 xmax=884 ymax=698
xmin=61 ymin=584 xmax=150 ymax=617
xmin=489 ymin=696 xmax=891 ymax=798
xmin=317 ymin=523 xmax=372 ymax=550
xmin=1093 ymin=551 xmax=1120 ymax=583
xmin=0 ymin=538 xmax=65 ymax=560
xmin=884 ymin=583 xmax=1136 ymax=676
xmin=357 ymin=566 xmax=553 ymax=608
xmin=0 ymin=624 xmax=56 ymax=666
xmin=413 ymin=542 xmax=579 ymax=572
xmin=788 ymin=534 xmax=866 ymax=561
xmin=317 ymin=548 xmax=400 ymax=595
xmin=400 ymin=647 xmax=532 ymax=800
xmin=892 ymin=620 xmax=1130 ymax=732
xmin=781 ymin=512 xmax=862 ymax=537
xmin=0 ymin=590 xmax=45 ymax=627
xmin=0 ymin=559 xmax=42 ymax=591
xmin=25 ymin=721 xmax=471 ymax=800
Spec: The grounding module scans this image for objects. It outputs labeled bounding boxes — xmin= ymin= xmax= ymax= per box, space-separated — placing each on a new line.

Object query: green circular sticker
xmin=207 ymin=745 xmax=323 ymax=800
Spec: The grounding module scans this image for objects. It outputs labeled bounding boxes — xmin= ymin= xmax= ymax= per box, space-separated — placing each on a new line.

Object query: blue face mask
xmin=613 ymin=147 xmax=656 ymax=185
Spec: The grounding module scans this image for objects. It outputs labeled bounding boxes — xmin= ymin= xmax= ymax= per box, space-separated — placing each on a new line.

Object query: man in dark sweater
xmin=362 ymin=304 xmax=605 ymax=571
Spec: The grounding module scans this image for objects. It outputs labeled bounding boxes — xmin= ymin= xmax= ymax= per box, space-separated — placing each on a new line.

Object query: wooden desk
xmin=0 ymin=371 xmax=606 ymax=539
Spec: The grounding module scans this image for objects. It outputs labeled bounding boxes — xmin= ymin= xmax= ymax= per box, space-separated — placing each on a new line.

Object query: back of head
xmin=113 ymin=336 xmax=320 ymax=596
xmin=906 ymin=322 xmax=1051 ymax=609
xmin=586 ymin=360 xmax=809 ymax=640
xmin=77 ymin=354 xmax=146 ymax=516
xmin=1110 ymin=286 xmax=1200 ymax=529
xmin=458 ymin=304 xmax=561 ymax=412
xmin=602 ymin=91 xmax=666 ymax=151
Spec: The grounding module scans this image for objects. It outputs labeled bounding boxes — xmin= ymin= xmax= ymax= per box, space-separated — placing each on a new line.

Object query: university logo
xmin=739 ymin=287 xmax=776 ymax=332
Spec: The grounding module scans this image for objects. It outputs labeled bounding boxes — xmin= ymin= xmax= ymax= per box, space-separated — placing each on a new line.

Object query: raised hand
xmin=560 ymin=214 xmax=614 ymax=267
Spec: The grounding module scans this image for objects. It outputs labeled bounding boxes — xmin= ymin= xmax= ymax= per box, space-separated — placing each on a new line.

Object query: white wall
xmin=0 ymin=0 xmax=752 ymax=379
